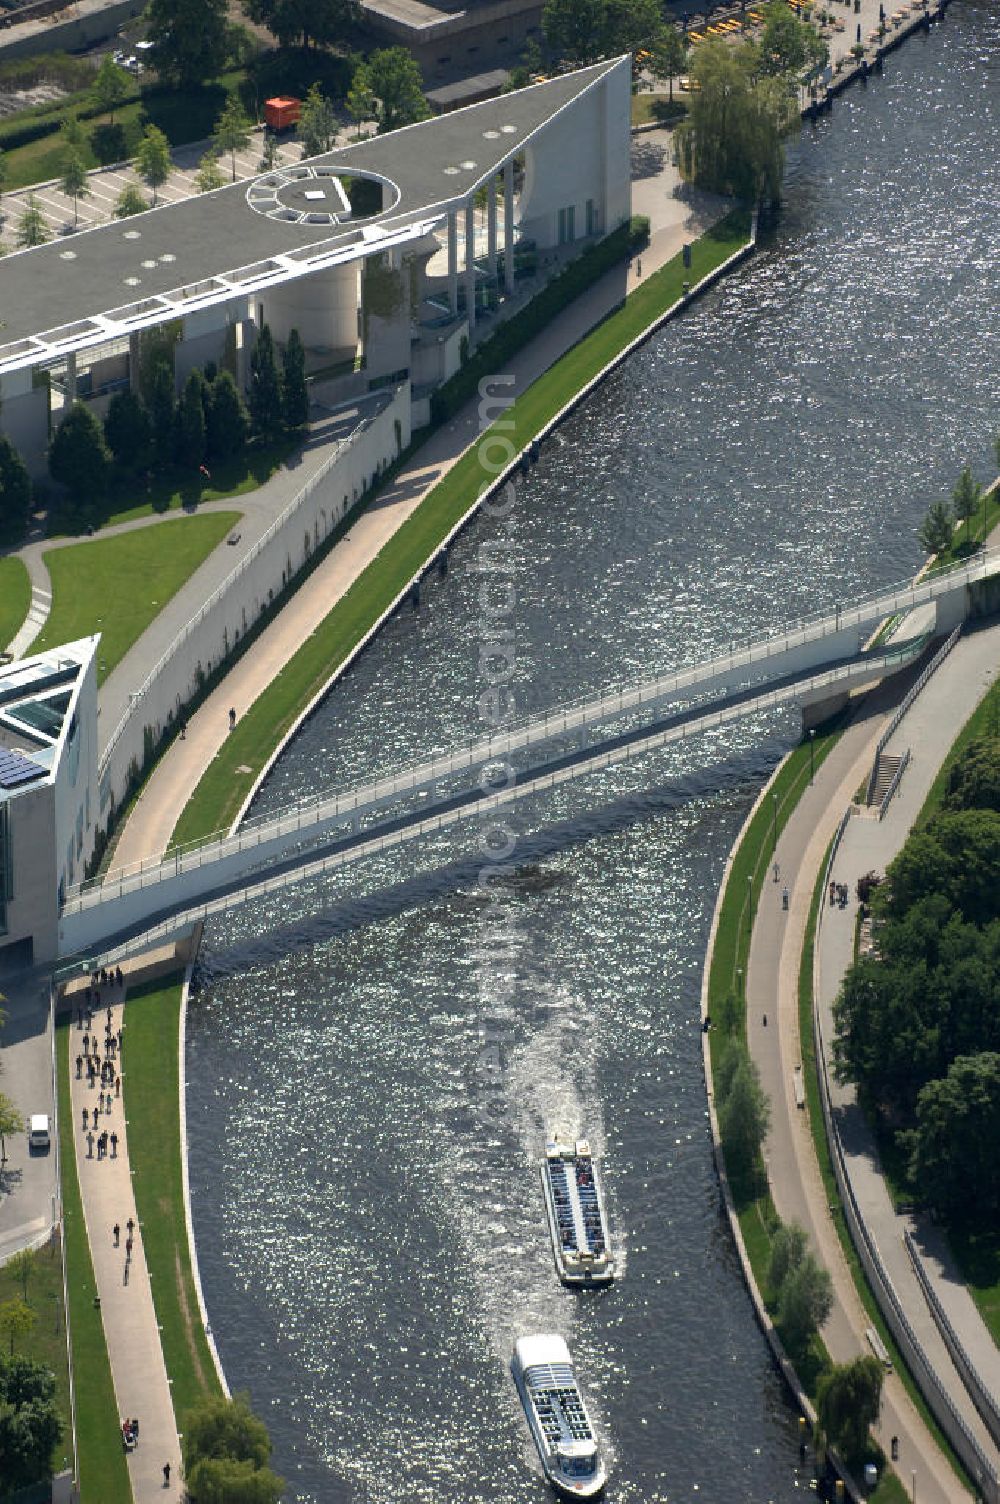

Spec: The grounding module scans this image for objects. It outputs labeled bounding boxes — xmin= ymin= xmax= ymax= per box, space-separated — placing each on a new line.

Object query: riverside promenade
xmin=745 ymin=618 xmax=1000 ymax=1502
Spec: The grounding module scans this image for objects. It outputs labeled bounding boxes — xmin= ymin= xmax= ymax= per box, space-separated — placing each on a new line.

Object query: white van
xmin=28 ymin=1114 xmax=51 ymax=1151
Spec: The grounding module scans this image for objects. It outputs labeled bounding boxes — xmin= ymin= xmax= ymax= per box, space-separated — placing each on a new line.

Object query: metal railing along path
xmin=61 ymin=630 xmax=929 ymax=936
xmin=865 ymin=625 xmax=961 ymax=804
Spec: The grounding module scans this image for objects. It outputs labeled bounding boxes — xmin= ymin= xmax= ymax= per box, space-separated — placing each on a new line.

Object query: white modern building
xmin=0 ymin=640 xmax=99 ymax=970
xmin=0 ymin=57 xmax=632 ymax=476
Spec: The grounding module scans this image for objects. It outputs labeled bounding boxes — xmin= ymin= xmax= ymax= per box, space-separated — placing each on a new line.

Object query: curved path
xmin=747 ymin=618 xmax=1000 ymax=1501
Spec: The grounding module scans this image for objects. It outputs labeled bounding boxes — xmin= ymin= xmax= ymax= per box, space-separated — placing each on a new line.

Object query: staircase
xmin=869 ymin=753 xmax=902 ymax=808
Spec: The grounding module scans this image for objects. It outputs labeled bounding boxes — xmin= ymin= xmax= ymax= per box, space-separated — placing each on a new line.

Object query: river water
xmin=186 ymin=8 xmax=1000 ymax=1501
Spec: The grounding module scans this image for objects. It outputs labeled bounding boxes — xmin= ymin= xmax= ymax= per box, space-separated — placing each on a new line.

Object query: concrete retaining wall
xmin=97 ymin=383 xmax=410 ymax=818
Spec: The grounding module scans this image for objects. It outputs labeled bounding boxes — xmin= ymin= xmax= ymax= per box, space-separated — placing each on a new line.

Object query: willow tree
xmin=674 ymin=38 xmax=794 ymax=205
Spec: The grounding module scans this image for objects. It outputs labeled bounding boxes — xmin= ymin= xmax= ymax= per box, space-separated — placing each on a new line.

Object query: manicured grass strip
xmin=123 ymin=976 xmax=222 ymax=1429
xmin=917 ymin=673 xmax=1000 ymax=828
xmin=0 ymin=555 xmax=31 ymax=653
xmin=31 ymin=512 xmax=241 ymax=682
xmin=56 ymin=1018 xmax=132 ymax=1504
xmin=797 ymin=850 xmax=969 ymax=1489
xmin=171 ymin=211 xmax=753 ymax=847
xmin=0 ymin=1232 xmax=72 ymax=1474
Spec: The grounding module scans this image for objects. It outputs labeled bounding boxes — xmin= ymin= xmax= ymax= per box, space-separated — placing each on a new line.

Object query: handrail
xmin=866 ymin=625 xmax=961 ymax=803
xmin=904 ymin=1228 xmax=1000 ymax=1451
xmin=98 ymin=395 xmax=393 ymax=772
xmin=63 ymin=629 xmax=930 ymax=912
xmin=878 ymin=746 xmax=910 ymax=820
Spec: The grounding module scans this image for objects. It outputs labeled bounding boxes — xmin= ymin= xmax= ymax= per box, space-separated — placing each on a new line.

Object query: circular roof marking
xmin=141 ymin=259 xmax=157 ymax=269
xmin=60 ymin=250 xmax=77 ymax=260
xmin=501 ymin=124 xmax=517 ymax=134
xmin=124 ymin=276 xmax=141 ymax=286
xmin=442 ymin=165 xmax=460 ymax=175
xmin=482 ymin=129 xmax=500 ymax=140
xmin=460 ymin=159 xmax=476 ymax=170
xmin=160 ymin=253 xmax=176 ymax=263
xmin=123 ymin=229 xmax=141 ymax=240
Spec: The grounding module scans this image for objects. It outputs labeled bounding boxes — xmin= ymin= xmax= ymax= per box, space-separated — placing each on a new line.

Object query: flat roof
xmin=0 ymin=60 xmax=624 ymax=377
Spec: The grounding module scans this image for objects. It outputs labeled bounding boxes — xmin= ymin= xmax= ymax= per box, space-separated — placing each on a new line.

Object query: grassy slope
xmin=31 ymin=511 xmax=240 ymax=682
xmin=56 ymin=1019 xmax=132 ymax=1504
xmin=123 ymin=977 xmax=222 ymax=1428
xmin=170 ymin=210 xmax=752 ymax=846
xmin=0 ymin=555 xmax=31 ymax=652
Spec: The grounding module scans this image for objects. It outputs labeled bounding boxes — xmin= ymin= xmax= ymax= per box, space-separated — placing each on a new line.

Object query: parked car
xmin=28 ymin=1114 xmax=51 ymax=1152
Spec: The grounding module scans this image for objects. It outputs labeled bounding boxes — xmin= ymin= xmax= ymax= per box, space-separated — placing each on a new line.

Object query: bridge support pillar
xmin=801 ymin=692 xmax=849 ymax=732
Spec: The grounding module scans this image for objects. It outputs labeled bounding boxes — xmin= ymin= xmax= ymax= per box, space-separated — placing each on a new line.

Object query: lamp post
xmin=771 ymin=791 xmax=778 ymax=865
xmin=747 ymin=872 xmax=753 ymax=929
xmin=809 ymin=727 xmax=816 ymax=785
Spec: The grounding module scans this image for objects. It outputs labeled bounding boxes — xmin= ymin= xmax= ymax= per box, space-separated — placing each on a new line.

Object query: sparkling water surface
xmin=187 ymin=9 xmax=1000 ymax=1501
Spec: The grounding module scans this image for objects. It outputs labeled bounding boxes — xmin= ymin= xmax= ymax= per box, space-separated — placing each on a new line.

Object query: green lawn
xmin=31 ymin=511 xmax=241 ymax=682
xmin=0 ymin=555 xmax=31 ymax=652
xmin=170 ymin=210 xmax=752 ymax=847
xmin=631 ymin=92 xmax=688 ymax=126
xmin=123 ymin=977 xmax=223 ymax=1429
xmin=0 ymin=1232 xmax=72 ymax=1477
xmin=56 ymin=1019 xmax=132 ymax=1504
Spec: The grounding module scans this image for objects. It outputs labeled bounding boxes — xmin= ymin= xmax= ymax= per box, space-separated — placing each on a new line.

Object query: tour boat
xmin=541 ymin=1136 xmax=615 ymax=1285
xmin=512 ymin=1333 xmax=606 ymax=1498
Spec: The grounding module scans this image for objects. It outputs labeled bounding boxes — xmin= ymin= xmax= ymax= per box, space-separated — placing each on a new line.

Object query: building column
xmin=464 ymin=200 xmax=476 ymax=330
xmin=447 ymin=210 xmax=459 ymax=318
xmin=503 ymin=161 xmax=515 ymax=295
xmin=487 ymin=176 xmax=498 ymax=286
xmin=129 ymin=331 xmax=141 ymax=394
xmin=65 ymin=351 xmax=77 ymax=403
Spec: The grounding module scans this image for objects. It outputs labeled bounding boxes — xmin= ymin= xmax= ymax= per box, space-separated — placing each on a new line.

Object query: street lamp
xmin=747 ymin=872 xmax=753 ymax=927
xmin=809 ymin=727 xmax=816 ymax=785
xmin=771 ymin=790 xmax=779 ymax=866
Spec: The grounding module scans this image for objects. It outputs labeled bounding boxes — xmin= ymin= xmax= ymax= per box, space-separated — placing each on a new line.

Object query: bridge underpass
xmin=56 ymin=610 xmax=942 ymax=966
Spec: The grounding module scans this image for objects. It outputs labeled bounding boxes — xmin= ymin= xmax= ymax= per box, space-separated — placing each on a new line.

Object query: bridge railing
xmin=62 ymin=629 xmax=931 ymax=916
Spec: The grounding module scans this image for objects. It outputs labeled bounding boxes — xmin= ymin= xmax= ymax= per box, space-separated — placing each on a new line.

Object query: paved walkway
xmin=747 ymin=620 xmax=1000 ymax=1501
xmin=65 ymin=971 xmax=182 ymax=1503
xmin=111 ymin=131 xmax=722 ymax=869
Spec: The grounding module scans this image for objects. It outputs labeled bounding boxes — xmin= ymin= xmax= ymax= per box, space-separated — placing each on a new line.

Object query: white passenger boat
xmin=541 ymin=1136 xmax=614 ymax=1285
xmin=512 ymin=1333 xmax=607 ymax=1499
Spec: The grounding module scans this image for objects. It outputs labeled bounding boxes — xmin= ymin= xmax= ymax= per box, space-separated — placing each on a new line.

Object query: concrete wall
xmin=0 ymin=370 xmax=49 ymax=478
xmin=0 ymin=0 xmax=144 ymax=60
xmin=518 ymin=60 xmax=632 ymax=248
xmin=94 ymin=383 xmax=411 ymax=821
xmin=52 ymin=646 xmax=100 ymax=900
xmin=258 ymin=265 xmax=360 ymax=353
xmin=2 ymin=783 xmax=57 ymax=965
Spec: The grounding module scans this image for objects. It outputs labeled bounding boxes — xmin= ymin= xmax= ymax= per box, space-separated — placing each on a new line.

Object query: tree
xmin=759 ymin=0 xmax=827 ymax=78
xmin=147 ymin=0 xmax=229 ymax=87
xmin=951 ymin=464 xmax=982 ymax=534
xmin=816 ymin=1356 xmax=884 ymax=1468
xmin=213 ymin=93 xmax=253 ymax=182
xmin=185 ymin=1455 xmax=284 ymax=1503
xmin=360 ymin=49 xmax=430 ymax=134
xmin=906 ymin=1053 xmax=1000 ymax=1222
xmin=674 ymin=40 xmax=793 ymax=204
xmin=242 ymin=0 xmax=354 ymax=50
xmin=15 ymin=195 xmax=48 ymax=249
xmin=718 ymin=1056 xmax=770 ymax=1183
xmin=599 ymin=0 xmax=662 ymax=56
xmin=60 ymin=150 xmax=90 ymax=228
xmin=104 ymin=390 xmax=151 ymax=470
xmin=175 ymin=370 xmax=207 ymax=468
xmin=0 ymin=1299 xmax=35 ymax=1357
xmin=136 ymin=126 xmax=171 ymax=206
xmin=148 ymin=360 xmax=177 ymax=466
xmin=298 ymin=83 xmax=337 ymax=158
xmin=0 ymin=436 xmax=32 ymax=546
xmin=248 ymin=324 xmax=282 ymax=437
xmin=542 ymin=0 xmax=605 ymax=64
xmin=48 ymin=401 xmax=111 ymax=501
xmin=59 ymin=113 xmax=86 ymax=155
xmin=0 ymin=147 xmax=6 ymax=215
xmin=281 ymin=328 xmax=308 ymax=430
xmin=206 ymin=370 xmax=249 ymax=460
xmin=6 ymin=1250 xmax=36 ymax=1305
xmin=0 ymin=1095 xmax=25 ymax=1164
xmin=195 ymin=151 xmax=226 ymax=194
xmin=918 ymin=498 xmax=953 ymax=556
xmin=115 ymin=183 xmax=148 ymax=218
xmin=942 ymin=736 xmax=1000 ymax=815
xmin=91 ymin=54 xmax=131 ymax=122
xmin=776 ymin=1252 xmax=832 ymax=1354
xmin=648 ymin=26 xmax=688 ymax=102
xmin=766 ymin=1221 xmax=808 ymax=1295
xmin=345 ymin=70 xmax=375 ymax=139
xmin=0 ymin=1354 xmax=63 ymax=1489
xmin=183 ymin=1392 xmax=273 ymax=1473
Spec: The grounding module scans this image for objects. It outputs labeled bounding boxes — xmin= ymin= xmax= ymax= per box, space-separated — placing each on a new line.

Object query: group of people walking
xmin=75 ymin=991 xmax=124 ymax=1163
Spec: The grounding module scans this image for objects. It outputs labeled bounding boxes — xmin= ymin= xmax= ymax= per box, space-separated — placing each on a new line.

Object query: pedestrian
xmin=133 ymin=1416 xmax=140 ymax=1444
xmin=163 ymin=1461 xmax=171 ymax=1486
xmin=83 ymin=1033 xmax=90 ymax=1055
xmin=113 ymin=1222 xmax=120 ymax=1247
xmin=111 ymin=1132 xmax=118 ymax=1158
xmin=763 ymin=1013 xmax=768 ymax=1027
xmin=82 ymin=1107 xmax=89 ymax=1130
xmin=86 ymin=1131 xmax=94 ymax=1158
xmin=106 ymin=1091 xmax=113 ymax=1114
xmin=116 ymin=1076 xmax=122 ymax=1098
xmin=116 ymin=966 xmax=123 ymax=988
xmin=107 ymin=1005 xmax=112 ymax=1025
xmin=76 ymin=1055 xmax=83 ymax=1079
xmin=127 ymin=1217 xmax=135 ymax=1237
xmin=773 ymin=861 xmax=780 ymax=884
xmin=636 ymin=257 xmax=642 ymax=276
xmin=782 ymin=886 xmax=789 ymax=911
xmin=829 ymin=879 xmax=836 ymax=906
xmin=228 ymin=706 xmax=236 ymax=731
xmin=179 ymin=717 xmax=186 ymax=741
xmin=117 ymin=1029 xmax=122 ymax=1051
xmin=93 ymin=1106 xmax=100 ymax=1130
xmin=126 ymin=1235 xmax=133 ymax=1258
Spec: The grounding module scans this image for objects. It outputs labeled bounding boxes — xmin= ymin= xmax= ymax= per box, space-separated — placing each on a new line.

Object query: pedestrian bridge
xmin=56 ymin=545 xmax=1000 ymax=965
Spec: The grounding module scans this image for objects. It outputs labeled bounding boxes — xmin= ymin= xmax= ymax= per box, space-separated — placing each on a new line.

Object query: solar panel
xmin=0 ymin=746 xmax=45 ymax=789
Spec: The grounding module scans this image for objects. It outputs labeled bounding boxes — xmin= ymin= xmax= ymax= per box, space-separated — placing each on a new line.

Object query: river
xmin=186 ymin=7 xmax=1000 ymax=1500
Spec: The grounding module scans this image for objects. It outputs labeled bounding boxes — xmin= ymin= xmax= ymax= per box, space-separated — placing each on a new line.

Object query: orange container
xmin=265 ymin=97 xmax=301 ymax=131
